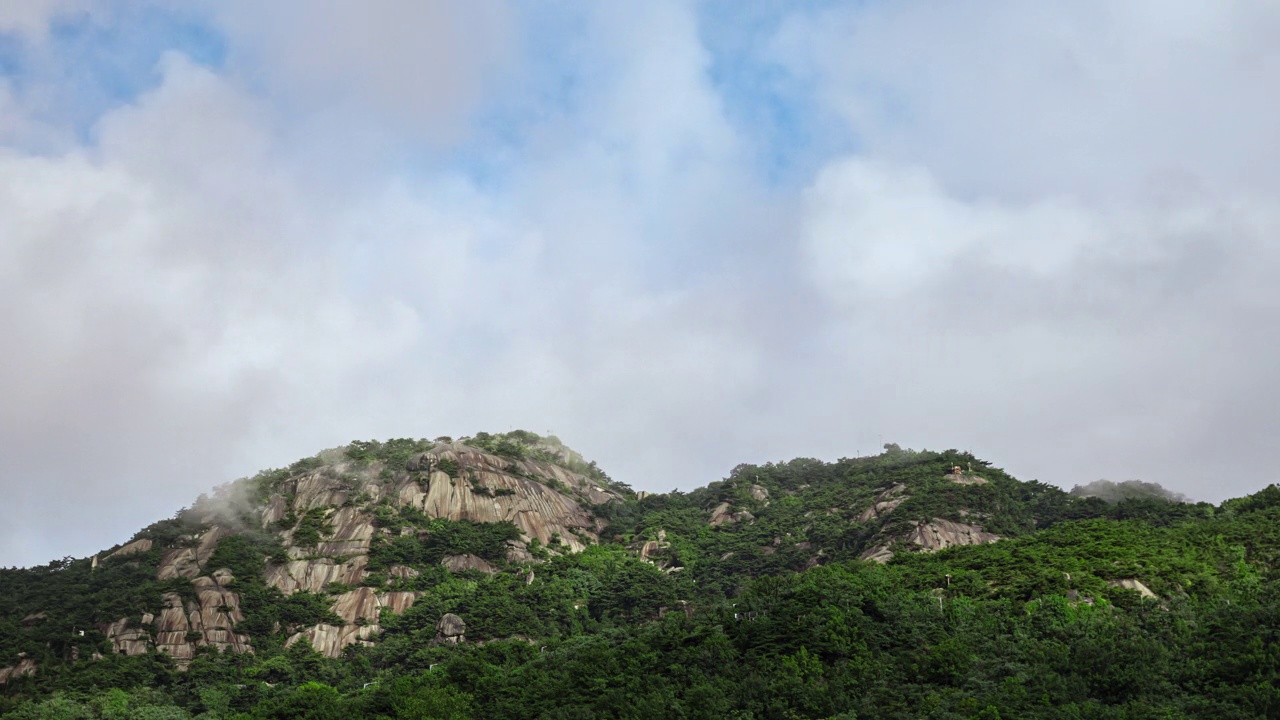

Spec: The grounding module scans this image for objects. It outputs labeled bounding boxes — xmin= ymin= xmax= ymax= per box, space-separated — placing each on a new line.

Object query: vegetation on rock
xmin=2 ymin=435 xmax=1278 ymax=718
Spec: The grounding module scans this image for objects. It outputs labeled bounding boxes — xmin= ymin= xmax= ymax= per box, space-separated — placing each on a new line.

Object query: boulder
xmin=749 ymin=485 xmax=770 ymax=502
xmin=905 ymin=519 xmax=1001 ymax=551
xmin=388 ymin=564 xmax=421 ymax=582
xmin=1108 ymin=578 xmax=1157 ymax=599
xmin=504 ymin=540 xmax=537 ymax=564
xmin=441 ymin=554 xmax=497 ymax=575
xmin=434 ymin=613 xmax=466 ymax=645
xmin=709 ymin=502 xmax=734 ymax=526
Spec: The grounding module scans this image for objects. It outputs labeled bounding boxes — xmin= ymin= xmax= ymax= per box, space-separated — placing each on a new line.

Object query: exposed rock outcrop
xmin=265 ymin=556 xmax=368 ymax=595
xmin=0 ymin=658 xmax=36 ymax=684
xmin=269 ymin=442 xmax=618 ymax=556
xmin=150 ymin=571 xmax=252 ymax=667
xmin=102 ymin=618 xmax=151 ymax=656
xmin=944 ymin=471 xmax=987 ymax=485
xmin=504 ymin=540 xmax=537 ymax=564
xmin=434 ymin=613 xmax=466 ymax=645
xmin=286 ymin=589 xmax=420 ymax=658
xmin=261 ymin=494 xmax=288 ymax=528
xmin=316 ymin=506 xmax=376 ymax=556
xmin=749 ymin=485 xmax=770 ymax=502
xmin=106 ymin=538 xmax=153 ymax=559
xmin=859 ymin=544 xmax=896 ymax=563
xmin=156 ymin=526 xmax=229 ymax=580
xmin=857 ymin=484 xmax=908 ymax=523
xmin=388 ymin=564 xmax=421 ymax=582
xmin=860 ymin=518 xmax=1001 ymax=563
xmin=404 ymin=444 xmax=614 ymax=550
xmin=636 ymin=529 xmax=672 ymax=570
xmin=441 ymin=554 xmax=497 ymax=575
xmin=1108 ymin=578 xmax=1157 ymax=599
xmin=709 ymin=503 xmax=755 ymax=527
xmin=906 ymin=519 xmax=1001 ymax=551
xmin=103 ymin=571 xmax=255 ymax=668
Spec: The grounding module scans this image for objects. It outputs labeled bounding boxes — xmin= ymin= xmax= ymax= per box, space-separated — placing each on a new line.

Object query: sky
xmin=2 ymin=1 xmax=1279 ymax=568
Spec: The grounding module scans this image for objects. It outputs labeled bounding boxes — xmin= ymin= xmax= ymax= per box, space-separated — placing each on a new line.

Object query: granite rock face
xmin=906 ymin=519 xmax=1001 ymax=551
xmin=75 ymin=437 xmax=621 ymax=668
xmin=856 ymin=484 xmax=908 ymax=523
xmin=157 ymin=526 xmax=230 ymax=580
xmin=105 ymin=538 xmax=153 ymax=559
xmin=101 ymin=570 xmax=252 ymax=668
xmin=285 ymin=588 xmax=421 ymax=658
xmin=265 ymin=556 xmax=369 ymax=595
xmin=860 ymin=518 xmax=1002 ymax=563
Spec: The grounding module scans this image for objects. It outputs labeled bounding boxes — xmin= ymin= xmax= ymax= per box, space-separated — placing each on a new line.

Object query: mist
xmin=1069 ymin=479 xmax=1190 ymax=505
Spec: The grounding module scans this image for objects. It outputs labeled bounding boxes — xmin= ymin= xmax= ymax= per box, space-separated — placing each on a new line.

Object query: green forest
xmin=1 ymin=435 xmax=1278 ymax=719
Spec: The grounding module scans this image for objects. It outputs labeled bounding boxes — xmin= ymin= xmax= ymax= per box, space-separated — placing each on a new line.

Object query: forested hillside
xmin=2 ymin=433 xmax=1278 ymax=719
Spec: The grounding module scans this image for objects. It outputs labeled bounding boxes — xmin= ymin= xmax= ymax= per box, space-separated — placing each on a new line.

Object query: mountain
xmin=2 ymin=432 xmax=1278 ymax=719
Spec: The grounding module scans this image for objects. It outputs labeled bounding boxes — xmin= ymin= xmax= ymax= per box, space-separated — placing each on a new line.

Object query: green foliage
xmin=5 ymin=447 xmax=1280 ymax=719
xmin=292 ymin=508 xmax=334 ymax=548
xmin=367 ymin=519 xmax=521 ymax=571
xmin=344 ymin=438 xmax=437 ymax=472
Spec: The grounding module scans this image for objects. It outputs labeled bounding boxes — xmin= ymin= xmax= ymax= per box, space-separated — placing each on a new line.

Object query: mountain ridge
xmin=3 ymin=431 xmax=1278 ymax=718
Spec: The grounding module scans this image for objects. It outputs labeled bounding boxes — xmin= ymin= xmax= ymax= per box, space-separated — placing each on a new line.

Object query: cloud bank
xmin=2 ymin=1 xmax=1278 ymax=566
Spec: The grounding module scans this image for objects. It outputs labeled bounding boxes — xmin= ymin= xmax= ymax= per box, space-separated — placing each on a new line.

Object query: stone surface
xmin=0 ymin=658 xmax=36 ymax=684
xmin=944 ymin=472 xmax=987 ymax=485
xmin=156 ymin=526 xmax=229 ymax=580
xmin=404 ymin=443 xmax=620 ymax=549
xmin=144 ymin=573 xmax=253 ymax=668
xmin=105 ymin=538 xmax=153 ymax=559
xmin=261 ymin=494 xmax=288 ymax=528
xmin=441 ymin=554 xmax=497 ymax=575
xmin=286 ymin=589 xmax=420 ymax=658
xmin=101 ymin=618 xmax=150 ymax=656
xmin=856 ymin=484 xmax=908 ymax=523
xmin=387 ymin=564 xmax=421 ymax=582
xmin=709 ymin=502 xmax=734 ymax=526
xmin=316 ymin=506 xmax=376 ymax=556
xmin=434 ymin=613 xmax=466 ymax=645
xmin=860 ymin=517 xmax=1001 ymax=563
xmin=1108 ymin=578 xmax=1157 ymax=599
xmin=265 ymin=556 xmax=368 ymax=595
xmin=504 ymin=540 xmax=537 ymax=564
xmin=906 ymin=519 xmax=1001 ymax=551
xmin=749 ymin=485 xmax=770 ymax=502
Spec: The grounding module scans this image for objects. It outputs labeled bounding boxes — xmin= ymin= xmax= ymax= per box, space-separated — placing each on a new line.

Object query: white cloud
xmin=775 ymin=1 xmax=1280 ymax=200
xmin=781 ymin=0 xmax=1280 ymax=502
xmin=3 ymin=1 xmax=1280 ymax=568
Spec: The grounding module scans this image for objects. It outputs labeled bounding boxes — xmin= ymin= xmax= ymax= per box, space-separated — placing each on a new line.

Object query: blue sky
xmin=2 ymin=1 xmax=1280 ymax=567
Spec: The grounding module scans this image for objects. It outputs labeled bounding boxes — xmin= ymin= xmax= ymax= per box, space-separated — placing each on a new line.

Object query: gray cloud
xmin=3 ymin=2 xmax=1279 ymax=567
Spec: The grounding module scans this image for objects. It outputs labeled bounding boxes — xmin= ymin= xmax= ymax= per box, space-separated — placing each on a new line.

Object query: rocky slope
xmin=77 ymin=433 xmax=629 ymax=662
xmin=0 ymin=437 xmax=1096 ymax=676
